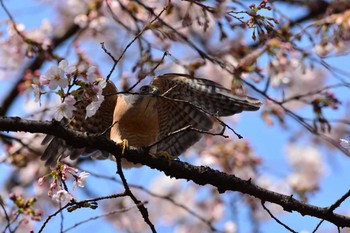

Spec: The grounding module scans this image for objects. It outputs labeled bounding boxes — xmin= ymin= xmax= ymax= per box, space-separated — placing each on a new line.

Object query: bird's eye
xmin=139 ymin=86 xmax=150 ymax=94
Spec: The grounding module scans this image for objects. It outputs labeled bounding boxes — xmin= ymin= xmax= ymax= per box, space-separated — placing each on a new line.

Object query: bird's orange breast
xmin=110 ymin=94 xmax=159 ymax=147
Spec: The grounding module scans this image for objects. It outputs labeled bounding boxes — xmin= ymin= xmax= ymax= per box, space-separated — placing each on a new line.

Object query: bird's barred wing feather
xmin=154 ymin=97 xmax=213 ymax=157
xmin=153 ymin=73 xmax=262 ymax=116
xmin=151 ymin=73 xmax=262 ymax=157
xmin=41 ymin=81 xmax=118 ymax=167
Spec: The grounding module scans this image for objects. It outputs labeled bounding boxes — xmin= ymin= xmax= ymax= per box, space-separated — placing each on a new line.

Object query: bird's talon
xmin=117 ymin=139 xmax=129 ymax=155
xmin=156 ymin=151 xmax=174 ymax=165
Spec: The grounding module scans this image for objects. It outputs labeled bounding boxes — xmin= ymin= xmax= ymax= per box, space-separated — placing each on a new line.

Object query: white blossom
xmin=93 ymin=79 xmax=107 ymax=95
xmin=55 ymin=95 xmax=76 ymax=121
xmin=73 ymin=171 xmax=90 ymax=189
xmin=58 ymin=59 xmax=76 ymax=75
xmin=39 ymin=75 xmax=50 ymax=86
xmin=224 ymin=221 xmax=237 ymax=233
xmin=85 ymin=94 xmax=104 ymax=118
xmin=86 ymin=66 xmax=97 ymax=83
xmin=32 ymin=84 xmax=41 ymax=103
xmin=340 ymin=139 xmax=350 ymax=151
xmin=285 ymin=144 xmax=325 ymax=192
xmin=89 ymin=16 xmax=108 ymax=31
xmin=74 ymin=14 xmax=89 ymax=28
xmin=52 ymin=190 xmax=73 ymax=203
xmin=43 ymin=65 xmax=67 ymax=90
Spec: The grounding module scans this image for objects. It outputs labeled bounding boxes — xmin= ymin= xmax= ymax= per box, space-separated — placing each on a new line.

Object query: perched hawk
xmin=41 ymin=73 xmax=262 ymax=167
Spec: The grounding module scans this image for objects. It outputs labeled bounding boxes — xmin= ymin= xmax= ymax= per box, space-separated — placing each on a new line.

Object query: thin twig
xmin=38 ymin=193 xmax=127 ymax=233
xmin=115 ymin=156 xmax=157 ymax=232
xmin=261 ymin=201 xmax=297 ymax=233
xmin=127 ymin=51 xmax=170 ymax=92
xmin=0 ymin=196 xmax=13 ymax=233
xmin=101 ymin=5 xmax=168 ymax=81
xmin=0 ymin=0 xmax=41 ymax=48
xmin=313 ymin=189 xmax=350 ymax=233
xmin=84 ymin=170 xmax=223 ymax=232
xmin=38 ymin=203 xmax=70 ymax=233
xmin=147 ymin=124 xmax=227 ymax=150
xmin=62 ymin=202 xmax=146 ymax=233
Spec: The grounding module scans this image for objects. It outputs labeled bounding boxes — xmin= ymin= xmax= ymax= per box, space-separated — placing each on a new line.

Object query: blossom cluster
xmin=9 ymin=193 xmax=43 ymax=221
xmin=195 ymin=137 xmax=261 ymax=180
xmin=38 ymin=164 xmax=90 ymax=203
xmin=34 ymin=59 xmax=106 ymax=121
xmin=0 ymin=20 xmax=52 ymax=80
xmin=103 ymin=175 xmax=238 ymax=233
xmin=285 ymin=144 xmax=325 ymax=198
xmin=314 ymin=10 xmax=350 ymax=57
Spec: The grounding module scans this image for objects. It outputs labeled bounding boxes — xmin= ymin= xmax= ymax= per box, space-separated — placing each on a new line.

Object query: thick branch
xmin=0 ymin=116 xmax=350 ymax=228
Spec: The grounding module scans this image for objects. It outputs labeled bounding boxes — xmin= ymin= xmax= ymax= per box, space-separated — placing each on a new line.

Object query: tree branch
xmin=0 ymin=116 xmax=350 ymax=228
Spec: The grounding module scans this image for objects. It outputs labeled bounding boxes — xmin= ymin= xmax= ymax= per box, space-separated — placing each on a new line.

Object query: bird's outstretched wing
xmin=153 ymin=73 xmax=262 ymax=116
xmin=154 ymin=96 xmax=213 ymax=156
xmin=41 ymin=81 xmax=118 ymax=167
xmin=151 ymin=73 xmax=262 ymax=157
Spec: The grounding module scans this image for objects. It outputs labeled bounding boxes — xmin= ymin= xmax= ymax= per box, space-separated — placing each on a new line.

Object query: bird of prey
xmin=41 ymin=73 xmax=262 ymax=167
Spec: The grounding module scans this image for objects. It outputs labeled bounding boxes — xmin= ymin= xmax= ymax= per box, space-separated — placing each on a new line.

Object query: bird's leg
xmin=117 ymin=139 xmax=129 ymax=155
xmin=155 ymin=151 xmax=175 ymax=166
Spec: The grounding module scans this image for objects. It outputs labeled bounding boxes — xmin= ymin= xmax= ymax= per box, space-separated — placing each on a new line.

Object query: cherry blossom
xmin=39 ymin=60 xmax=76 ymax=90
xmin=89 ymin=16 xmax=109 ymax=31
xmin=285 ymin=144 xmax=325 ymax=195
xmin=41 ymin=65 xmax=67 ymax=90
xmin=31 ymin=84 xmax=41 ymax=103
xmin=85 ymin=79 xmax=107 ymax=118
xmin=74 ymin=14 xmax=89 ymax=28
xmin=52 ymin=190 xmax=73 ymax=203
xmin=85 ymin=93 xmax=104 ymax=118
xmin=55 ymin=95 xmax=76 ymax=121
xmin=39 ymin=75 xmax=50 ymax=86
xmin=58 ymin=59 xmax=76 ymax=76
xmin=224 ymin=221 xmax=237 ymax=233
xmin=73 ymin=171 xmax=90 ymax=189
xmin=340 ymin=139 xmax=350 ymax=152
xmin=86 ymin=66 xmax=97 ymax=83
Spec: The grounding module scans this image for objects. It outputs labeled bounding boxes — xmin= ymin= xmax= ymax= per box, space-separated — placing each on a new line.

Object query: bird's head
xmin=139 ymin=85 xmax=160 ymax=96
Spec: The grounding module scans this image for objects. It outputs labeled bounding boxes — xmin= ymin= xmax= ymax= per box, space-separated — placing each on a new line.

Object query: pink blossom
xmin=285 ymin=144 xmax=325 ymax=193
xmin=74 ymin=14 xmax=89 ymax=28
xmin=58 ymin=59 xmax=76 ymax=75
xmin=89 ymin=16 xmax=108 ymax=31
xmin=64 ymin=94 xmax=76 ymax=106
xmin=55 ymin=95 xmax=77 ymax=121
xmin=31 ymin=84 xmax=41 ymax=103
xmin=92 ymin=79 xmax=106 ymax=95
xmin=86 ymin=66 xmax=97 ymax=83
xmin=340 ymin=139 xmax=350 ymax=151
xmin=52 ymin=190 xmax=73 ymax=203
xmin=37 ymin=177 xmax=45 ymax=186
xmin=39 ymin=75 xmax=50 ymax=86
xmin=73 ymin=171 xmax=90 ymax=189
xmin=44 ymin=65 xmax=67 ymax=90
xmin=224 ymin=221 xmax=237 ymax=233
xmin=85 ymin=94 xmax=104 ymax=118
